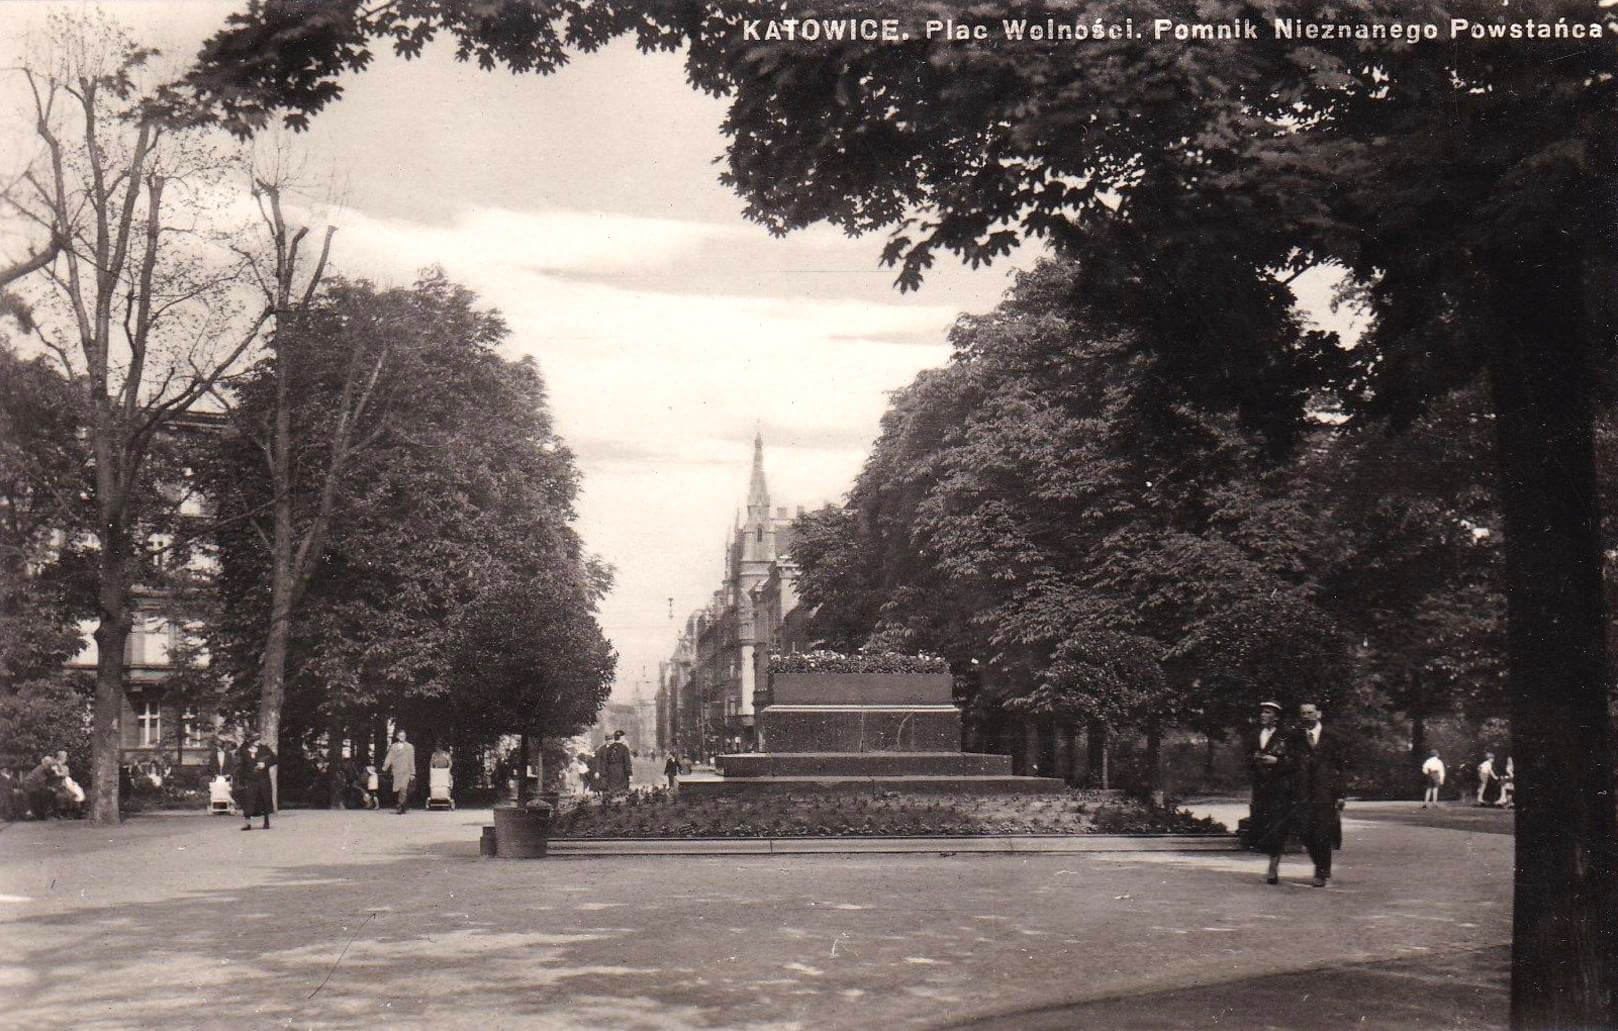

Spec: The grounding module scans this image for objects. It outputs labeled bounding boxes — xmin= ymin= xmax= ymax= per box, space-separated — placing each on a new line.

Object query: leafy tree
xmin=178 ymin=1 xmax=1618 ymax=1019
xmin=204 ymin=269 xmax=615 ymax=799
xmin=7 ymin=12 xmax=270 ymax=823
xmin=0 ymin=345 xmax=94 ymax=772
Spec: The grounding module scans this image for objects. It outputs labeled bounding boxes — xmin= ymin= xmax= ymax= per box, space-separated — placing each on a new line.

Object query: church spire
xmin=747 ymin=429 xmax=769 ymax=517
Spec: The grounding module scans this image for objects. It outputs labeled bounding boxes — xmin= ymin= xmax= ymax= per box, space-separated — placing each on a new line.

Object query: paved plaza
xmin=0 ymin=802 xmax=1510 ymax=1029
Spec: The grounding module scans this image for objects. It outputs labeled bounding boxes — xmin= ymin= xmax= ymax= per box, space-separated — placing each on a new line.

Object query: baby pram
xmin=425 ymin=766 xmax=455 ymax=810
xmin=208 ymin=775 xmax=235 ymax=815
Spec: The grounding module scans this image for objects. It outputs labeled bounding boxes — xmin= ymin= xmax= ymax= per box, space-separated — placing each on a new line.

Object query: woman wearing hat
xmin=1248 ymin=700 xmax=1294 ymax=884
xmin=235 ymin=734 xmax=277 ymax=831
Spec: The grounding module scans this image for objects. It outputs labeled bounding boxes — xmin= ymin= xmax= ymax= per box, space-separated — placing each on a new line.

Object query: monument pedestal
xmin=689 ymin=669 xmax=1059 ymax=797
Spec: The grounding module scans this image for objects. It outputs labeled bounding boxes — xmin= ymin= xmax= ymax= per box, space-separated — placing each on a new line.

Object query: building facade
xmin=659 ymin=434 xmax=807 ymax=758
xmin=64 ymin=411 xmax=225 ymax=774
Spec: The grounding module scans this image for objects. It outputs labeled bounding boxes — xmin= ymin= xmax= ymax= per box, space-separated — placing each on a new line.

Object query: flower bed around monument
xmin=767 ymin=649 xmax=949 ymax=675
xmin=549 ymin=790 xmax=1226 ymax=839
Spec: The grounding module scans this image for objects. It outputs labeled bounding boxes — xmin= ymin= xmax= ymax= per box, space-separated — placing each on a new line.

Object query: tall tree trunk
xmin=1086 ymin=720 xmax=1107 ymax=787
xmin=1408 ymin=668 xmax=1427 ymax=766
xmin=372 ymin=714 xmax=387 ymax=770
xmin=1488 ymin=267 xmax=1618 ymax=1030
xmin=517 ymin=734 xmax=532 ymax=804
xmin=325 ymin=711 xmax=344 ymax=809
xmin=1144 ymin=719 xmax=1164 ymax=807
xmin=257 ymin=351 xmax=295 ymax=760
xmin=88 ymin=544 xmax=131 ymax=825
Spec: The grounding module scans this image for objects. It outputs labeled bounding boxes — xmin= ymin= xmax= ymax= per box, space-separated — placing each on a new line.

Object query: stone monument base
xmin=680 ymin=772 xmax=1066 ymax=800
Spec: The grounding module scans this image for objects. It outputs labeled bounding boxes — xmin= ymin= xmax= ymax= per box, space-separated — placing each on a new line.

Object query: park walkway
xmin=0 ymin=801 xmax=1509 ymax=1029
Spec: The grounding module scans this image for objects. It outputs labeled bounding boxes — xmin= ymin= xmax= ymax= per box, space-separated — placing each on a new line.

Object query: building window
xmin=181 ymin=709 xmax=206 ymax=747
xmin=137 ymin=700 xmax=161 ymax=747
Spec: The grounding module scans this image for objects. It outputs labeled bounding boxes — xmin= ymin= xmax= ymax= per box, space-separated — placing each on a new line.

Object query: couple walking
xmin=1248 ymin=701 xmax=1347 ymax=888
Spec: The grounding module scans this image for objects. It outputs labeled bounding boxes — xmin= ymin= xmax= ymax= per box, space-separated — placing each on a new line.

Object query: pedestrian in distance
xmin=382 ymin=730 xmax=416 ymax=814
xmin=235 ymin=734 xmax=277 ymax=831
xmin=1475 ymin=751 xmax=1497 ymax=806
xmin=1420 ymin=750 xmax=1445 ymax=807
xmin=1292 ymin=702 xmax=1346 ymax=887
xmin=664 ymin=752 xmax=681 ymax=791
xmin=1498 ymin=756 xmax=1515 ymax=808
xmin=1248 ymin=700 xmax=1294 ymax=885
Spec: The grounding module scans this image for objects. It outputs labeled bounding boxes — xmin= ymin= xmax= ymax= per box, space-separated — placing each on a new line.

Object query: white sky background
xmin=0 ymin=1 xmax=1027 ymax=701
xmin=1 ymin=2 xmax=1351 ymax=704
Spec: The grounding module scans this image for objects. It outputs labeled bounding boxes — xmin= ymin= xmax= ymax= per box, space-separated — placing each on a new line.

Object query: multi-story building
xmin=64 ymin=411 xmax=225 ymax=773
xmin=661 ymin=433 xmax=806 ymax=757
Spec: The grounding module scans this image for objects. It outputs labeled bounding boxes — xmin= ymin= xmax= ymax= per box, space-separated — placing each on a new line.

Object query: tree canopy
xmin=174 ymin=3 xmax=1618 ymax=1023
xmin=204 ymin=270 xmax=615 ymax=764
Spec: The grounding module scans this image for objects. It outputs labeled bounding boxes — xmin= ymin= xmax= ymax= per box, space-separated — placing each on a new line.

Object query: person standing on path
xmin=382 ymin=730 xmax=416 ymax=814
xmin=1292 ymin=702 xmax=1346 ymax=887
xmin=596 ymin=730 xmax=632 ymax=797
xmin=235 ymin=735 xmax=277 ymax=831
xmin=1474 ymin=752 xmax=1497 ymax=806
xmin=664 ymin=752 xmax=681 ymax=792
xmin=1420 ymin=750 xmax=1445 ymax=807
xmin=1247 ymin=701 xmax=1294 ymax=885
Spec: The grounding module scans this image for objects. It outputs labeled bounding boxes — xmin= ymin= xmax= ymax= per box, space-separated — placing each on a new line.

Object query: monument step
xmin=680 ymin=774 xmax=1066 ymax=798
xmin=719 ymin=751 xmax=1015 ymax=778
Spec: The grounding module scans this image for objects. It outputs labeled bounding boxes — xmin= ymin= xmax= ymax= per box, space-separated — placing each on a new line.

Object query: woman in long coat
xmin=235 ymin=737 xmax=277 ymax=830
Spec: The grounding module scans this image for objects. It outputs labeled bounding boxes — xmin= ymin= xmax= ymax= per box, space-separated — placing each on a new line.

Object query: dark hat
xmin=1258 ymin=701 xmax=1282 ymax=711
xmin=613 ymin=730 xmax=625 ymax=739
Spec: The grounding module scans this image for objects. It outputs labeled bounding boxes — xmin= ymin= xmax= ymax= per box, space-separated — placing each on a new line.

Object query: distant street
xmin=0 ymin=801 xmax=1509 ymax=1029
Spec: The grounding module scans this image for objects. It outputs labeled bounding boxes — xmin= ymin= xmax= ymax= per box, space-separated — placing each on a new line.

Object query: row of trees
xmin=10 ymin=0 xmax=1614 ymax=1020
xmin=0 ymin=13 xmax=614 ymax=820
xmin=790 ymin=258 xmax=1508 ymax=777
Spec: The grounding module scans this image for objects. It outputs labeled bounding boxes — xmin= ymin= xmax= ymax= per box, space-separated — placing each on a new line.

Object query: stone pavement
xmin=0 ymin=802 xmax=1509 ymax=1029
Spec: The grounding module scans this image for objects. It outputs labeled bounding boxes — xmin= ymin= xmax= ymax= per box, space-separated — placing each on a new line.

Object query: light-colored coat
xmin=382 ymin=741 xmax=416 ymax=785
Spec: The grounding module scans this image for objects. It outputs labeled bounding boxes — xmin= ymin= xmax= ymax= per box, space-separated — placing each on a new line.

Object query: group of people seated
xmin=0 ymin=752 xmax=83 ymax=820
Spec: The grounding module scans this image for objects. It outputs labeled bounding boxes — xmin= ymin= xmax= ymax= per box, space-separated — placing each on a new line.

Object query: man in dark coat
xmin=235 ymin=735 xmax=277 ymax=830
xmin=1292 ymin=701 xmax=1346 ymax=887
xmin=596 ymin=730 xmax=632 ymax=796
xmin=1247 ymin=701 xmax=1294 ymax=884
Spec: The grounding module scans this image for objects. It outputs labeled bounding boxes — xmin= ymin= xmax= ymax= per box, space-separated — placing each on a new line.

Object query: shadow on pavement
xmin=939 ymin=945 xmax=1509 ymax=1031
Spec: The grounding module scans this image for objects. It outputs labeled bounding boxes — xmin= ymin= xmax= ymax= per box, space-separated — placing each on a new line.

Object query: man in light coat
xmin=382 ymin=730 xmax=416 ymax=814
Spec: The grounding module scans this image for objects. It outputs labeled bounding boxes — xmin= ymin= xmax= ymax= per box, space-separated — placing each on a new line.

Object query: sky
xmin=0 ymin=1 xmax=1030 ymax=702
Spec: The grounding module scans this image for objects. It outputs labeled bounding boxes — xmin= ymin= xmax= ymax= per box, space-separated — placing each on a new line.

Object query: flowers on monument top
xmin=768 ymin=650 xmax=949 ymax=675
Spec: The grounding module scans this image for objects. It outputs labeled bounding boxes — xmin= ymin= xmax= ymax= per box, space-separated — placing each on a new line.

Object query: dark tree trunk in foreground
xmin=1489 ymin=266 xmax=1618 ymax=1030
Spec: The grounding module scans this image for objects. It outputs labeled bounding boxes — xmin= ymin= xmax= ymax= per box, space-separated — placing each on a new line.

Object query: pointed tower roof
xmin=747 ymin=430 xmax=769 ymax=514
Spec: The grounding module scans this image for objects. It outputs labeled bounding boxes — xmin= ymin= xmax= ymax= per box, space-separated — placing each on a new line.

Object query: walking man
xmin=1248 ymin=701 xmax=1293 ymax=885
xmin=1420 ymin=750 xmax=1445 ymax=807
xmin=382 ymin=730 xmax=416 ymax=814
xmin=1293 ymin=702 xmax=1346 ymax=887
